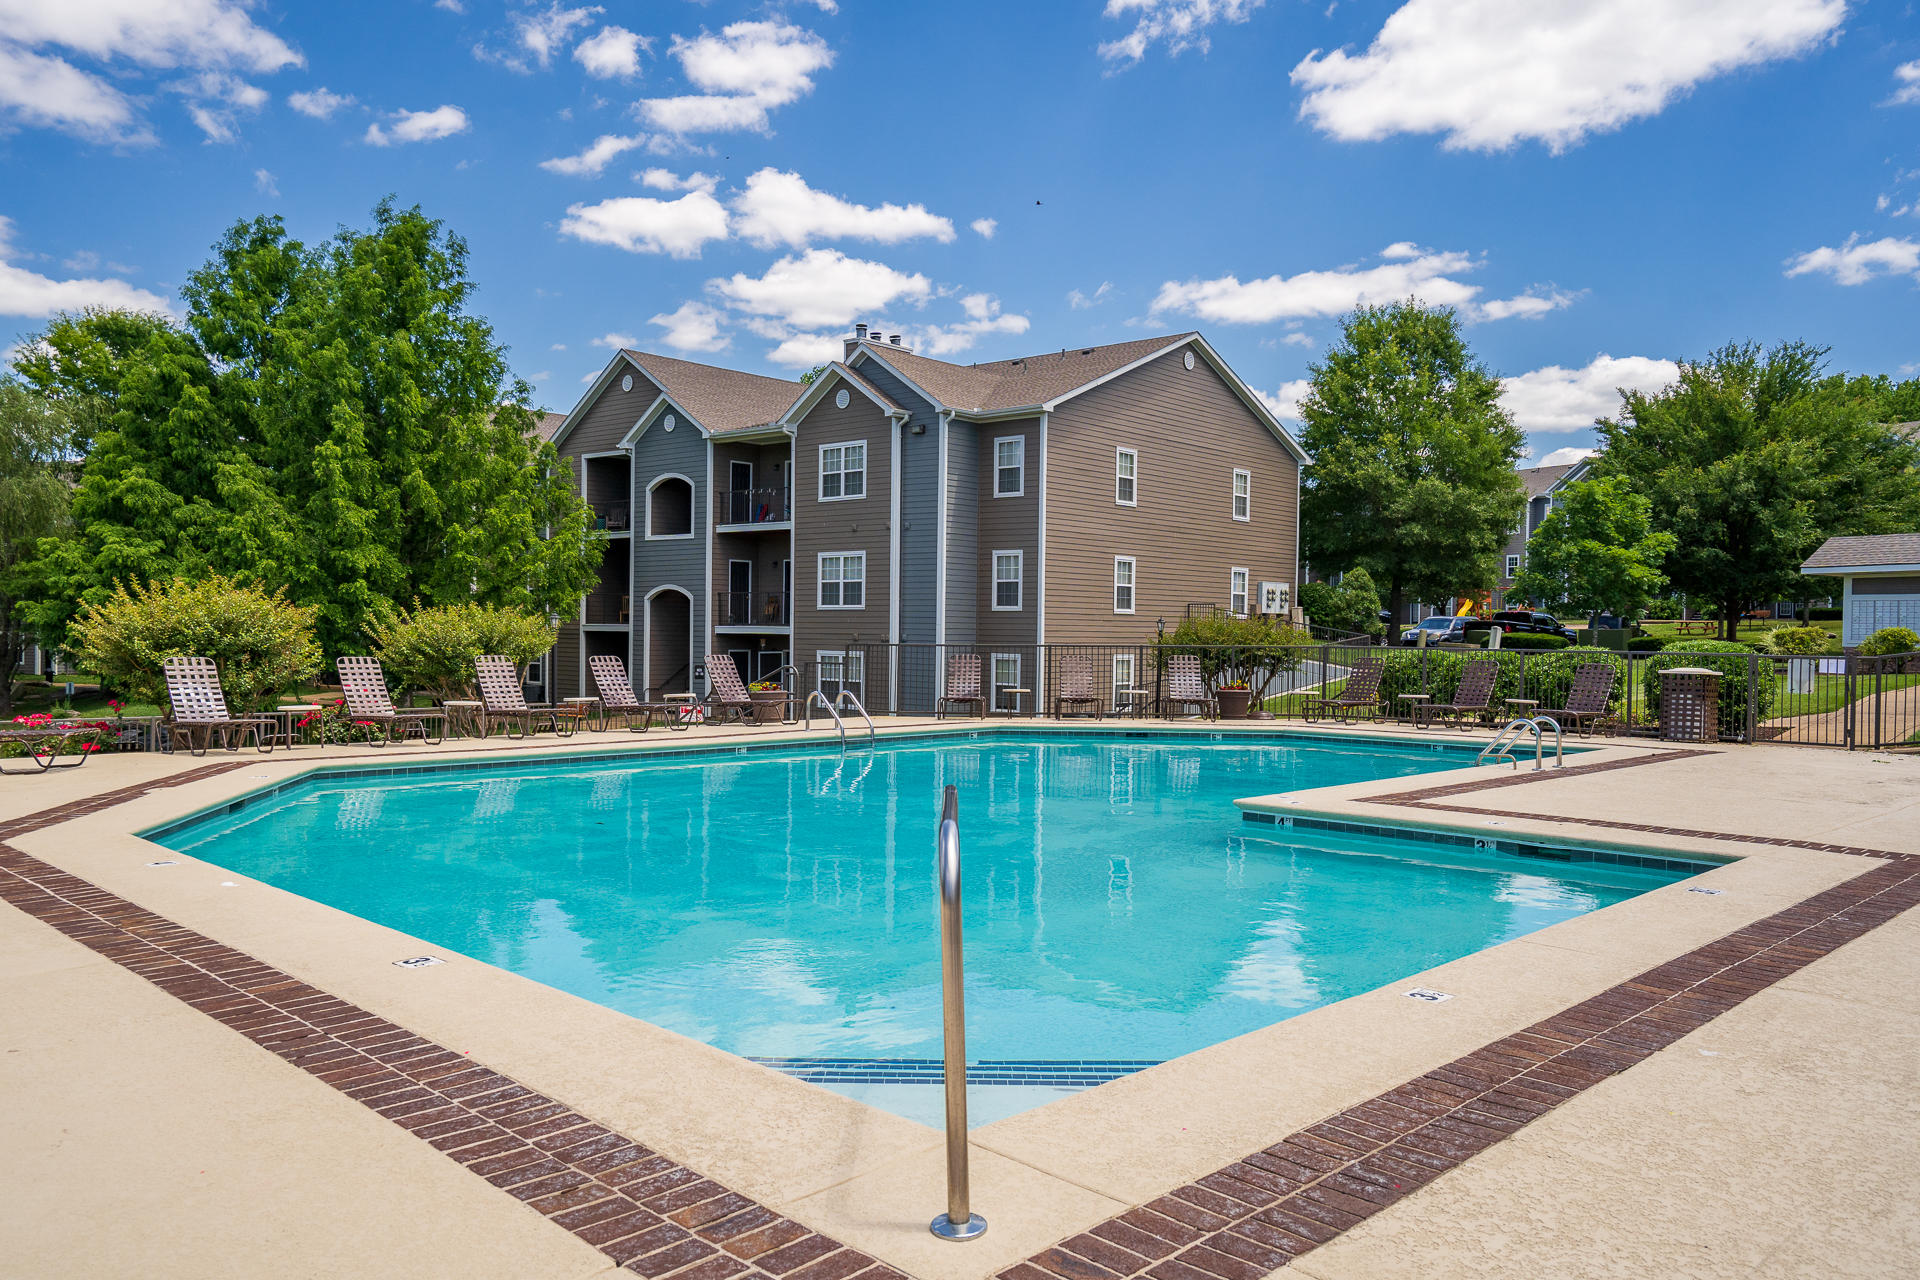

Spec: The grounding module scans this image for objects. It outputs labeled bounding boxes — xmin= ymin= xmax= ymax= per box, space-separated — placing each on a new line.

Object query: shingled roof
xmin=1519 ymin=463 xmax=1576 ymax=497
xmin=622 ymin=350 xmax=802 ymax=434
xmin=530 ymin=411 xmax=566 ymax=442
xmin=1802 ymin=533 xmax=1920 ymax=572
xmin=855 ymin=333 xmax=1196 ymax=413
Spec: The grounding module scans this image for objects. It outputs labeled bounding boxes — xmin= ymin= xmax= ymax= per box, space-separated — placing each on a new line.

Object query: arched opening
xmin=644 ymin=587 xmax=693 ymax=699
xmin=647 ymin=475 xmax=694 ymax=539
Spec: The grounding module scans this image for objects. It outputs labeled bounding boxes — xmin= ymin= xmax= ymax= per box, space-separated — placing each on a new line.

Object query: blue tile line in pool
xmin=748 ymin=1058 xmax=1161 ymax=1086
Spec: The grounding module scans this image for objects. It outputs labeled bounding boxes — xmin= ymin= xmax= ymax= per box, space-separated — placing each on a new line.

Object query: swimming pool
xmin=150 ymin=731 xmax=1698 ymax=1126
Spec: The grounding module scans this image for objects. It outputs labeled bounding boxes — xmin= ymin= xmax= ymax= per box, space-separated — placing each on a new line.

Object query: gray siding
xmin=630 ymin=400 xmax=709 ymax=696
xmin=974 ymin=418 xmax=1041 ymax=652
xmin=944 ymin=419 xmax=979 ymax=644
xmin=792 ymin=390 xmax=894 ymax=659
xmin=850 ymin=359 xmax=942 ymax=643
xmin=1044 ymin=345 xmax=1299 ymax=643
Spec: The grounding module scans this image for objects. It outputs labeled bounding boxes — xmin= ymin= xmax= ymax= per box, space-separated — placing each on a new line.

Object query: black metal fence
xmin=773 ymin=642 xmax=1920 ymax=750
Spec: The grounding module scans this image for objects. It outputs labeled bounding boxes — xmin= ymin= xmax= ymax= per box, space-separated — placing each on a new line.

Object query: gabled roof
xmin=1519 ymin=463 xmax=1576 ymax=497
xmin=853 ymin=333 xmax=1196 ymax=414
xmin=780 ymin=361 xmax=909 ymax=427
xmin=1802 ymin=533 xmax=1920 ymax=573
xmin=530 ymin=411 xmax=566 ymax=442
xmin=620 ymin=350 xmax=802 ymax=435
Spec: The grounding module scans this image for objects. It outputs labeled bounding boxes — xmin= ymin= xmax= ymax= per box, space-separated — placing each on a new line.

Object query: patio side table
xmin=562 ymin=696 xmax=601 ymax=732
xmin=274 ymin=703 xmax=323 ymax=750
xmin=1395 ymin=693 xmax=1431 ymax=726
xmin=997 ymin=687 xmax=1030 ymax=717
xmin=1117 ymin=687 xmax=1155 ymax=718
xmin=442 ymin=700 xmax=484 ymax=739
xmin=1503 ymin=697 xmax=1539 ymax=722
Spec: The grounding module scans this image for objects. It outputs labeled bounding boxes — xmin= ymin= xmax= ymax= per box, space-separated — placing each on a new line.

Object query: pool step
xmin=747 ymin=1057 xmax=1161 ymax=1087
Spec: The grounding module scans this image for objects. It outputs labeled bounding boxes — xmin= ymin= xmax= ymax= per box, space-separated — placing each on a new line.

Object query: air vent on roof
xmin=854 ymin=323 xmax=868 ymax=340
xmin=889 ymin=334 xmax=902 ymax=346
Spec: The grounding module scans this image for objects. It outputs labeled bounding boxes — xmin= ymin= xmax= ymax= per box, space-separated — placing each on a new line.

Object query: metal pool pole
xmin=929 ymin=784 xmax=987 ymax=1242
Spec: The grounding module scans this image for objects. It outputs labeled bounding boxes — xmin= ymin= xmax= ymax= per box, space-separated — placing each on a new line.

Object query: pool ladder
xmin=1477 ymin=716 xmax=1565 ymax=771
xmin=803 ymin=690 xmax=876 ymax=752
xmin=929 ymin=784 xmax=986 ymax=1242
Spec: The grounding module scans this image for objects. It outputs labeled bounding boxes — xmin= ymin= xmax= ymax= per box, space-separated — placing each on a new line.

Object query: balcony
xmin=591 ymin=501 xmax=631 ymax=533
xmin=715 ymin=590 xmax=790 ymax=629
xmin=716 ymin=487 xmax=790 ymax=528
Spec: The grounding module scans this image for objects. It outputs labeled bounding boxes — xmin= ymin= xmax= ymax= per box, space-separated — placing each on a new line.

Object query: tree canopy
xmin=1297 ymin=302 xmax=1527 ymax=622
xmin=1511 ymin=476 xmax=1675 ymax=620
xmin=0 ymin=379 xmax=79 ymax=711
xmin=1596 ymin=342 xmax=1920 ymax=639
xmin=12 ymin=200 xmax=598 ymax=656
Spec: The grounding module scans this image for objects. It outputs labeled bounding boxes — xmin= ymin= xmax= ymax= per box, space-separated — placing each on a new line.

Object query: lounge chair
xmin=1304 ymin=652 xmax=1386 ymax=724
xmin=1163 ymin=655 xmax=1216 ymax=720
xmin=588 ymin=655 xmax=685 ymax=732
xmin=704 ymin=653 xmax=758 ymax=725
xmin=336 ymin=656 xmax=447 ymax=746
xmin=1415 ymin=658 xmax=1498 ymax=729
xmin=474 ymin=655 xmax=585 ymax=738
xmin=1052 ymin=655 xmax=1103 ymax=720
xmin=162 ymin=655 xmax=278 ymax=756
xmin=1539 ymin=663 xmax=1617 ymax=738
xmin=936 ymin=654 xmax=986 ymax=719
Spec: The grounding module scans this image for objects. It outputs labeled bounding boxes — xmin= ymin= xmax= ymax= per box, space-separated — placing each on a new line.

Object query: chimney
xmin=889 ymin=333 xmax=902 ymax=346
xmin=854 ymin=323 xmax=868 ymax=340
xmin=844 ymin=322 xmax=868 ymax=361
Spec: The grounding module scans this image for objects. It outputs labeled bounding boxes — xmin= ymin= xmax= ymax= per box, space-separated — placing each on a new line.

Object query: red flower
xmin=81 ymin=743 xmax=100 ymax=753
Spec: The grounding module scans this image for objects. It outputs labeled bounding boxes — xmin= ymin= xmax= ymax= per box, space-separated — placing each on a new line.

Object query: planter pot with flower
xmin=1216 ymin=685 xmax=1253 ymax=719
xmin=748 ymin=682 xmax=788 ymax=724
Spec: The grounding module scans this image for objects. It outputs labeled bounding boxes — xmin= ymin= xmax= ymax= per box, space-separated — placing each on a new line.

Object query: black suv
xmin=1489 ymin=610 xmax=1578 ymax=642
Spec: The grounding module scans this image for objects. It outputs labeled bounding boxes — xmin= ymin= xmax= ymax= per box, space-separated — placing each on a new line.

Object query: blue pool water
xmin=153 ymin=732 xmax=1692 ymax=1125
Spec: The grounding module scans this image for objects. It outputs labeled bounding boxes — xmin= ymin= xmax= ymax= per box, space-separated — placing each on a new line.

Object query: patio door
xmin=729 ymin=460 xmax=754 ymax=524
xmin=728 ymin=560 xmax=751 ymax=626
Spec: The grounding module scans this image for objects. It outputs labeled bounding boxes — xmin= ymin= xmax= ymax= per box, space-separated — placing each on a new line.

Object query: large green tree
xmin=1596 ymin=342 xmax=1920 ymax=639
xmin=0 ymin=380 xmax=79 ymax=712
xmin=1298 ymin=302 xmax=1527 ymax=622
xmin=14 ymin=201 xmax=598 ymax=655
xmin=1511 ymin=476 xmax=1675 ymax=620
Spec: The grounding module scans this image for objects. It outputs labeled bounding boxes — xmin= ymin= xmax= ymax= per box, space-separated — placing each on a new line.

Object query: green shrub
xmin=1640 ymin=640 xmax=1773 ymax=732
xmin=1298 ymin=567 xmax=1383 ymax=638
xmin=1373 ymin=646 xmax=1626 ymax=720
xmin=67 ymin=576 xmax=321 ymax=711
xmin=1495 ymin=632 xmax=1571 ymax=651
xmin=1626 ymin=634 xmax=1669 ymax=652
xmin=1766 ymin=625 xmax=1832 ymax=656
xmin=1463 ymin=629 xmax=1492 ymax=647
xmin=367 ymin=602 xmax=558 ymax=700
xmin=1859 ymin=626 xmax=1920 ymax=657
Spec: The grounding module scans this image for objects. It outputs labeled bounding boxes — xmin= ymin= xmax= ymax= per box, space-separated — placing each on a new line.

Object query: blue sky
xmin=2 ymin=0 xmax=1917 ymax=464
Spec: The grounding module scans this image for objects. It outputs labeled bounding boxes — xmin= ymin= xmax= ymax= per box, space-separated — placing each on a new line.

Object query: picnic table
xmin=1675 ymin=619 xmax=1718 ymax=636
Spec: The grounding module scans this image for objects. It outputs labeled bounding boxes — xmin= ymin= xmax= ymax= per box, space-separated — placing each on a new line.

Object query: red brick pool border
xmin=2 ymin=756 xmax=1916 ymax=1280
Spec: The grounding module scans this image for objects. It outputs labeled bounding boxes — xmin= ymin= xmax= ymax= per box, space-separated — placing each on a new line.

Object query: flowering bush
xmin=748 ymin=680 xmax=784 ymax=692
xmin=294 ymin=698 xmax=377 ymax=744
xmin=2 ymin=712 xmax=112 ymax=757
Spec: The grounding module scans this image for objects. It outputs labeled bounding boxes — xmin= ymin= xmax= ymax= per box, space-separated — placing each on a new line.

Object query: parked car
xmin=1398 ymin=616 xmax=1483 ymax=646
xmin=1489 ymin=610 xmax=1578 ymax=642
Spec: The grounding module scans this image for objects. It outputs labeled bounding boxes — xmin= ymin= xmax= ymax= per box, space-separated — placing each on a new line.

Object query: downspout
xmin=889 ymin=411 xmax=905 ymax=711
xmin=934 ymin=409 xmax=951 ymax=701
xmin=1036 ymin=411 xmax=1049 ymax=710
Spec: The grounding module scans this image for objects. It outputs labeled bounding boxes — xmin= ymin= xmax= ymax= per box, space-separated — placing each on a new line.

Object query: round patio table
xmin=562 ymin=696 xmax=601 ymax=732
xmin=1395 ymin=693 xmax=1431 ymax=726
xmin=442 ymin=700 xmax=484 ymax=738
xmin=273 ymin=704 xmax=323 ymax=749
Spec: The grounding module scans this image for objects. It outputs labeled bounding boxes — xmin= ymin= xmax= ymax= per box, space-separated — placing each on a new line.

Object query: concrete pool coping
xmin=4 ymin=718 xmax=1915 ymax=1279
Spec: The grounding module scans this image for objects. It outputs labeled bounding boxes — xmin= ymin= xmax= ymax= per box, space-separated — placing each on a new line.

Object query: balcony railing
xmin=717 ymin=487 xmax=790 ymax=526
xmin=716 ymin=590 xmax=790 ymax=628
xmin=585 ymin=592 xmax=631 ymax=625
xmin=591 ymin=501 xmax=631 ymax=532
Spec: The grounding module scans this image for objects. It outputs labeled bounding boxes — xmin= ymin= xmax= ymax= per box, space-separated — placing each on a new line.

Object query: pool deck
xmin=2 ymin=717 xmax=1916 ymax=1279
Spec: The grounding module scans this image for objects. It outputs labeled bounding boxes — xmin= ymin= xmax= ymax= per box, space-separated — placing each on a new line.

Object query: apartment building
xmin=1492 ymin=457 xmax=1592 ymax=608
xmin=540 ymin=328 xmax=1305 ymax=709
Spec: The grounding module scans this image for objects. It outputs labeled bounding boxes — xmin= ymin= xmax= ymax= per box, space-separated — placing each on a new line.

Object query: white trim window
xmin=1115 ymin=447 xmax=1137 ymax=506
xmin=1231 ymin=468 xmax=1252 ymax=522
xmin=993 ymin=550 xmax=1023 ymax=611
xmin=994 ymin=435 xmax=1025 ymax=498
xmin=1230 ymin=567 xmax=1250 ymax=617
xmin=1113 ymin=556 xmax=1136 ymax=614
xmin=991 ymin=653 xmax=1022 ymax=712
xmin=1111 ymin=653 xmax=1136 ymax=705
xmin=817 ymin=552 xmax=866 ymax=609
xmin=1505 ymin=554 xmax=1521 ymax=578
xmin=817 ymin=650 xmax=866 ymax=702
xmin=818 ymin=442 xmax=866 ymax=501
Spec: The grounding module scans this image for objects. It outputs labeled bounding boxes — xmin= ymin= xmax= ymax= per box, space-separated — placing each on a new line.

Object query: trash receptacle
xmin=1660 ymin=666 xmax=1722 ymax=743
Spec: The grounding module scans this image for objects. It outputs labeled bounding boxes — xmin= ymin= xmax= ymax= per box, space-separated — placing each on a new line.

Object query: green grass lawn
xmin=1636 ymin=618 xmax=1841 ymax=646
xmin=1768 ymin=670 xmax=1920 ymax=719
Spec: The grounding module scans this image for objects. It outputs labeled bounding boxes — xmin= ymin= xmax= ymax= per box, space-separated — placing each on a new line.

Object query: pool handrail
xmin=834 ymin=689 xmax=876 ymax=749
xmin=929 ymin=784 xmax=986 ymax=1242
xmin=1477 ymin=716 xmax=1565 ymax=771
xmin=804 ymin=690 xmax=848 ymax=749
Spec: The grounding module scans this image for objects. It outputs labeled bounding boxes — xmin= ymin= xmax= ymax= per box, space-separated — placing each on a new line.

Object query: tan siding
xmin=974 ymin=418 xmax=1040 ymax=651
xmin=791 ymin=397 xmax=894 ymax=657
xmin=1044 ymin=346 xmax=1299 ymax=642
xmin=559 ymin=365 xmax=661 ymax=458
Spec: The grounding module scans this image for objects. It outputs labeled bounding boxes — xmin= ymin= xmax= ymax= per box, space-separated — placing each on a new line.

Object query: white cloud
xmin=971 ymin=217 xmax=997 ymax=239
xmin=1150 ymin=244 xmax=1486 ymax=323
xmin=1784 ymin=235 xmax=1920 ymax=285
xmin=1474 ymin=288 xmax=1578 ymax=320
xmin=1281 ymin=331 xmax=1314 ymax=347
xmin=364 ymin=104 xmax=470 ymax=146
xmin=916 ymin=293 xmax=1030 ymax=356
xmin=731 ymin=168 xmax=955 ymax=249
xmin=591 ymin=332 xmax=638 ymax=350
xmin=1257 ymin=378 xmax=1313 ymax=422
xmin=1292 ymin=0 xmax=1846 ymax=152
xmin=1499 ymin=354 xmax=1679 ymax=432
xmin=288 ymin=86 xmax=354 ymax=119
xmin=253 ymin=167 xmax=277 ymax=196
xmin=559 ymin=192 xmax=731 ymax=257
xmin=1100 ymin=0 xmax=1265 ymax=67
xmin=574 ymin=25 xmax=647 ymax=79
xmin=765 ymin=332 xmax=841 ymax=368
xmin=0 ymin=0 xmax=301 ymax=143
xmin=1068 ymin=281 xmax=1114 ymax=309
xmin=435 ymin=0 xmax=465 ymax=11
xmin=0 ymin=217 xmax=175 ymax=318
xmin=1536 ymin=446 xmax=1596 ymax=467
xmin=639 ymin=21 xmax=832 ymax=135
xmin=710 ymin=248 xmax=931 ymax=331
xmin=639 ymin=167 xmax=719 ymax=194
xmin=1889 ymin=60 xmax=1920 ymax=107
xmin=648 ymin=301 xmax=731 ymax=353
xmin=540 ymin=133 xmax=647 ymax=176
xmin=476 ymin=2 xmax=601 ymax=72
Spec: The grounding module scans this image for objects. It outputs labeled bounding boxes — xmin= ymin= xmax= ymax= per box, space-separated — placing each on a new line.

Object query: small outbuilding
xmin=1801 ymin=534 xmax=1920 ymax=647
